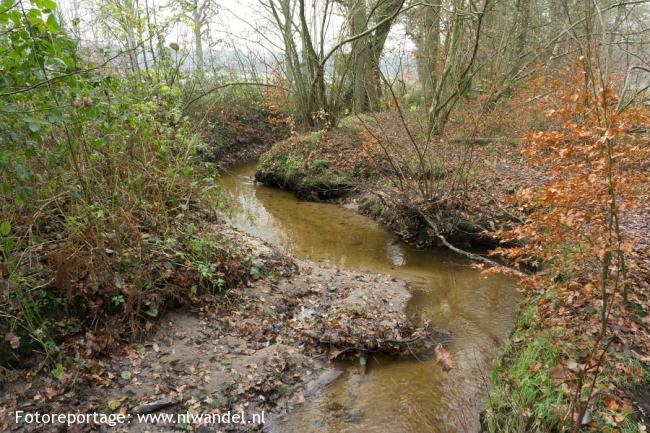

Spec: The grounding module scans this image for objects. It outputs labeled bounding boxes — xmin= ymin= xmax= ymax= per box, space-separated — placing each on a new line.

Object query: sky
xmin=55 ymin=0 xmax=415 ymax=71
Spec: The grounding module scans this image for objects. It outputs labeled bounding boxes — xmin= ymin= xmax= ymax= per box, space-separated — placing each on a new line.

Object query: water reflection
xmin=219 ymin=161 xmax=518 ymax=433
xmin=387 ymin=239 xmax=406 ymax=267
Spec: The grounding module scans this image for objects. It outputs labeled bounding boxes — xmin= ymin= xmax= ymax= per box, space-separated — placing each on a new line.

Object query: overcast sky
xmin=56 ymin=0 xmax=413 ymax=56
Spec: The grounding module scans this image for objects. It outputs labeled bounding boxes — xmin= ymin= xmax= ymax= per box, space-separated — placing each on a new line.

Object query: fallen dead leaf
xmin=4 ymin=332 xmax=20 ymax=350
xmin=44 ymin=384 xmax=60 ymax=399
xmin=434 ymin=344 xmax=453 ymax=372
xmin=550 ymin=365 xmax=570 ymax=380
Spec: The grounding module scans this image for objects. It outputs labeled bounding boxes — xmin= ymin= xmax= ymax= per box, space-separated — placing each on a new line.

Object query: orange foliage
xmin=493 ymin=62 xmax=650 ymax=430
xmin=497 ymin=73 xmax=648 ymax=291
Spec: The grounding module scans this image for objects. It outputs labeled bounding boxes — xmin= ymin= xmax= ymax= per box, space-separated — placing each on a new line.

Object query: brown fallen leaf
xmin=434 ymin=344 xmax=453 ymax=372
xmin=604 ymin=397 xmax=619 ymax=411
xmin=4 ymin=332 xmax=20 ymax=349
xmin=550 ymin=365 xmax=570 ymax=380
xmin=566 ymin=359 xmax=579 ymax=372
xmin=44 ymin=384 xmax=60 ymax=399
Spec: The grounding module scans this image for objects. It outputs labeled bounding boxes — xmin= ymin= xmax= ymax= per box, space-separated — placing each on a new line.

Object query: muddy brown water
xmin=220 ymin=161 xmax=518 ymax=433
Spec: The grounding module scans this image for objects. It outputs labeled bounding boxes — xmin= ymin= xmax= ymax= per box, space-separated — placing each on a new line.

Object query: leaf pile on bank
xmin=209 ymin=231 xmax=441 ymax=359
xmin=303 ymin=310 xmax=433 ymax=356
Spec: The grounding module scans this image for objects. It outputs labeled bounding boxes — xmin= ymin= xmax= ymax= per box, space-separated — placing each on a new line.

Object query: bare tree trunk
xmin=368 ymin=0 xmax=401 ymax=107
xmin=419 ymin=3 xmax=440 ymax=102
xmin=427 ymin=0 xmax=490 ymax=136
xmin=126 ymin=33 xmax=139 ymax=75
xmin=192 ymin=0 xmax=204 ymax=75
xmin=298 ymin=0 xmax=328 ymax=126
xmin=348 ymin=0 xmax=373 ymax=112
xmin=347 ymin=0 xmax=403 ymax=113
xmin=144 ymin=0 xmax=158 ymax=70
xmin=484 ymin=0 xmax=530 ymax=107
xmin=606 ymin=3 xmax=625 ymax=77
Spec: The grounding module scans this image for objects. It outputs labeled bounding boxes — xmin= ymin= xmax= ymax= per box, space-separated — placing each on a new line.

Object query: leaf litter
xmin=0 ymin=226 xmax=444 ymax=432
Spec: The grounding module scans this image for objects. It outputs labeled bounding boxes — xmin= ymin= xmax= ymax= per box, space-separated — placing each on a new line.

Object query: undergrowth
xmin=0 ymin=2 xmax=260 ymax=367
xmin=486 ymin=291 xmax=648 ymax=433
xmin=486 ymin=296 xmax=568 ymax=433
xmin=188 ymin=86 xmax=291 ymax=163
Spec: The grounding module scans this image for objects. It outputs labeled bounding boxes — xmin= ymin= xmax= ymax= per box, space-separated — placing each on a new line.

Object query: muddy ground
xmin=0 ymin=225 xmax=438 ymax=432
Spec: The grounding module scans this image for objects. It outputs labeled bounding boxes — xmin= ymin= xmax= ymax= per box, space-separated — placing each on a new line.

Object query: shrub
xmin=0 ymin=2 xmax=247 ymax=365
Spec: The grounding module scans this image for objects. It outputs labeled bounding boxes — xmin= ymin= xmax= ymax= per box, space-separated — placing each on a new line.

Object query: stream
xmin=219 ymin=160 xmax=519 ymax=433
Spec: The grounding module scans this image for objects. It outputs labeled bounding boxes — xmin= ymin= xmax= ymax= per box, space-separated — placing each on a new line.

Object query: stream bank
xmin=0 ymin=223 xmax=431 ymax=432
xmin=254 ymin=114 xmax=536 ymax=248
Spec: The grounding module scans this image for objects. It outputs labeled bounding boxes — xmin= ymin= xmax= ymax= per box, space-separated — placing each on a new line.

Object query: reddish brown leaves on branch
xmin=492 ymin=63 xmax=650 ymax=430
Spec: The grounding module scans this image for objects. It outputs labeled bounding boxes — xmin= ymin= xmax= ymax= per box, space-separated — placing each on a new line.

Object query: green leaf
xmin=250 ymin=264 xmax=262 ymax=280
xmin=28 ymin=122 xmax=40 ymax=132
xmin=145 ymin=306 xmax=158 ymax=317
xmin=0 ymin=221 xmax=10 ymax=236
xmin=15 ymin=164 xmax=30 ymax=181
xmin=16 ymin=164 xmax=29 ymax=182
xmin=46 ymin=14 xmax=59 ymax=33
xmin=107 ymin=400 xmax=121 ymax=411
xmin=45 ymin=56 xmax=67 ymax=71
xmin=34 ymin=0 xmax=57 ymax=10
xmin=52 ymin=363 xmax=65 ymax=381
xmin=120 ymin=370 xmax=131 ymax=380
xmin=15 ymin=186 xmax=33 ymax=204
xmin=26 ymin=9 xmax=43 ymax=26
xmin=7 ymin=10 xmax=20 ymax=25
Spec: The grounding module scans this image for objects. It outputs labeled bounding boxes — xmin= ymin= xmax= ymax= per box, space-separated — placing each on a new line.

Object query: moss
xmin=256 ymin=131 xmax=352 ymax=199
xmin=310 ymin=159 xmax=330 ymax=174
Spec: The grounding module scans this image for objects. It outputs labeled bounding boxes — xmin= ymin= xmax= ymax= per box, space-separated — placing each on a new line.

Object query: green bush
xmin=0 ymin=1 xmax=246 ymax=365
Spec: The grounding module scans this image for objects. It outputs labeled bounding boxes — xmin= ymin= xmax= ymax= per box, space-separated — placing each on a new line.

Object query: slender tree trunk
xmin=485 ymin=0 xmax=530 ymax=107
xmin=298 ymin=0 xmax=328 ymax=126
xmin=606 ymin=3 xmax=625 ymax=77
xmin=427 ymin=0 xmax=490 ymax=136
xmin=144 ymin=0 xmax=157 ymax=71
xmin=419 ymin=4 xmax=440 ymax=102
xmin=368 ymin=0 xmax=401 ymax=108
xmin=348 ymin=0 xmax=372 ymax=112
xmin=192 ymin=1 xmax=204 ymax=75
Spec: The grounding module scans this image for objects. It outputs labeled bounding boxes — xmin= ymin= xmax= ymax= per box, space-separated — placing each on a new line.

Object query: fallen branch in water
xmin=418 ymin=210 xmax=526 ymax=278
xmin=302 ymin=319 xmax=439 ymax=359
xmin=368 ymin=189 xmax=525 ymax=277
